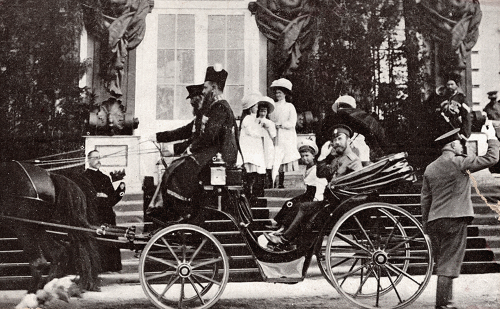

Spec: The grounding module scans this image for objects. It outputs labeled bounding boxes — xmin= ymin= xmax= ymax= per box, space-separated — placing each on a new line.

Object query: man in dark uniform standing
xmin=483 ymin=90 xmax=500 ymax=121
xmin=83 ymin=150 xmax=126 ymax=272
xmin=421 ymin=124 xmax=499 ymax=309
xmin=265 ymin=124 xmax=362 ymax=246
xmin=440 ymin=79 xmax=472 ymax=138
xmin=150 ymin=65 xmax=238 ymax=221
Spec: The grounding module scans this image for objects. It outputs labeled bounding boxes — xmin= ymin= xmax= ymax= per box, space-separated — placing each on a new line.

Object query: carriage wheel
xmin=324 ymin=203 xmax=432 ymax=309
xmin=139 ymin=224 xmax=229 ymax=309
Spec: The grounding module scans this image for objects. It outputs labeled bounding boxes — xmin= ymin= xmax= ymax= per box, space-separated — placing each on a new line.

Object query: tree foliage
xmin=0 ymin=0 xmax=94 ymax=161
xmin=312 ymin=0 xmax=402 ymax=111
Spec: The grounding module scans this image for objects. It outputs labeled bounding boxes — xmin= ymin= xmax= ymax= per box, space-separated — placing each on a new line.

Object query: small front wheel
xmin=324 ymin=203 xmax=432 ymax=309
xmin=139 ymin=224 xmax=229 ymax=309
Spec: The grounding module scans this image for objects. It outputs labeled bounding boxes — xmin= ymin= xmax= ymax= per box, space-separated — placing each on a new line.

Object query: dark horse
xmin=0 ymin=161 xmax=101 ymax=292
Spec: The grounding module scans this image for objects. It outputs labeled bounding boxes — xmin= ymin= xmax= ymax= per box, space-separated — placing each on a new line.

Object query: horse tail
xmin=50 ymin=173 xmax=101 ymax=291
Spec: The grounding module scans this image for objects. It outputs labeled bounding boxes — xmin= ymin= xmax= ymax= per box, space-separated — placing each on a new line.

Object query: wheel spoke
xmin=340 ymin=258 xmax=359 ymax=287
xmin=146 ymin=254 xmax=178 ymax=269
xmin=146 ymin=270 xmax=176 ymax=281
xmin=192 ymin=257 xmax=223 ymax=269
xmin=331 ymin=257 xmax=354 ymax=268
xmin=192 ymin=275 xmax=209 ymax=291
xmin=159 ymin=275 xmax=180 ymax=299
xmin=385 ymin=235 xmax=417 ymax=254
xmin=353 ymin=264 xmax=374 ymax=297
xmin=192 ymin=271 xmax=223 ymax=285
xmin=389 ymin=255 xmax=429 ymax=261
xmin=336 ymin=232 xmax=372 ymax=254
xmin=383 ymin=265 xmax=403 ymax=304
xmin=179 ymin=277 xmax=185 ymax=308
xmin=353 ymin=215 xmax=376 ymax=250
xmin=330 ymin=253 xmax=371 ymax=259
xmin=188 ymin=276 xmax=206 ymax=305
xmin=180 ymin=231 xmax=187 ymax=263
xmin=386 ymin=262 xmax=422 ymax=286
xmin=161 ymin=236 xmax=182 ymax=264
xmin=189 ymin=237 xmax=208 ymax=264
xmin=379 ymin=210 xmax=402 ymax=250
xmin=337 ymin=262 xmax=369 ymax=280
xmin=375 ymin=266 xmax=381 ymax=307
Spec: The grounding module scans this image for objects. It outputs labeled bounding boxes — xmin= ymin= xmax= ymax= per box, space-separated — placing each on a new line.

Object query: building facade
xmin=81 ymin=0 xmax=500 ymax=193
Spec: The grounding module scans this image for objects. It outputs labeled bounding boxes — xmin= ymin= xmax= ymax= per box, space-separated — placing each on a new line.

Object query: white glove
xmin=318 ymin=141 xmax=332 ymax=161
xmin=144 ymin=133 xmax=157 ymax=142
xmin=482 ymin=120 xmax=498 ymax=141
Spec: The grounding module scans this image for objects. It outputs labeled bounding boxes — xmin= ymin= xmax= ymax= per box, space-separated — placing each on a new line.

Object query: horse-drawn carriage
xmin=0 ymin=152 xmax=433 ymax=309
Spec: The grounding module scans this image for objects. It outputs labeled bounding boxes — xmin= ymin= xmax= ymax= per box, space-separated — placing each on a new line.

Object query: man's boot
xmin=435 ymin=276 xmax=456 ymax=309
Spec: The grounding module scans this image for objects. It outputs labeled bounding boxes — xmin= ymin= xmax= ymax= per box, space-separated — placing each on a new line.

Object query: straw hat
xmin=258 ymin=96 xmax=275 ymax=114
xmin=241 ymin=92 xmax=262 ymax=110
xmin=270 ymin=78 xmax=293 ymax=92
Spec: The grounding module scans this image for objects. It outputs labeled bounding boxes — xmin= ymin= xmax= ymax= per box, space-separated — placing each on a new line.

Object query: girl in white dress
xmin=269 ymin=78 xmax=301 ymax=188
xmin=257 ymin=96 xmax=276 ymax=188
xmin=239 ymin=93 xmax=268 ymax=199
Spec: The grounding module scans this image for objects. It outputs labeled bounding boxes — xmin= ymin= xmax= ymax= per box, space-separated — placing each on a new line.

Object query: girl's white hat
xmin=241 ymin=92 xmax=262 ymax=110
xmin=258 ymin=96 xmax=275 ymax=114
xmin=270 ymin=78 xmax=293 ymax=91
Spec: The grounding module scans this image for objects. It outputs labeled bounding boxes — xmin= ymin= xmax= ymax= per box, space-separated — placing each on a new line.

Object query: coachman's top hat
xmin=205 ymin=64 xmax=228 ymax=91
xmin=186 ymin=84 xmax=204 ymax=99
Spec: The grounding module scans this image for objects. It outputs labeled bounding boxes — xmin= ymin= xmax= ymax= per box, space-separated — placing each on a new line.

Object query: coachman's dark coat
xmin=156 ymin=98 xmax=238 ymax=218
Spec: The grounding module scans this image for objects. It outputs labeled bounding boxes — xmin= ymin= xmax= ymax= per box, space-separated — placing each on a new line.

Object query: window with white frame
xmin=157 ymin=13 xmax=245 ymax=120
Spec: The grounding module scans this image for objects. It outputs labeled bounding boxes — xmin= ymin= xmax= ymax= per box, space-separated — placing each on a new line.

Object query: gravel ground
xmin=1 ymin=274 xmax=499 ymax=309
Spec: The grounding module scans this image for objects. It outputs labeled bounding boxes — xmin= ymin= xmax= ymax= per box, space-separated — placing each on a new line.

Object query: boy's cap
xmin=297 ymin=138 xmax=318 ymax=155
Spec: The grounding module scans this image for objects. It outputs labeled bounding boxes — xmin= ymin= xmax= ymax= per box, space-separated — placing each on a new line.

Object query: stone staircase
xmin=2 ymin=172 xmax=500 ymax=290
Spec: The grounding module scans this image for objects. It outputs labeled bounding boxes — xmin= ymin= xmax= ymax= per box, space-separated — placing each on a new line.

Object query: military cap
xmin=434 ymin=128 xmax=462 ymax=146
xmin=332 ymin=95 xmax=356 ymax=112
xmin=186 ymin=84 xmax=204 ymax=99
xmin=487 ymin=91 xmax=498 ymax=96
xmin=331 ymin=124 xmax=354 ymax=138
xmin=205 ymin=64 xmax=228 ymax=90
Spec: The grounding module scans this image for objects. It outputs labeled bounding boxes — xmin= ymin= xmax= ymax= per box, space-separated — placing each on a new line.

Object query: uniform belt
xmin=166 ymin=189 xmax=191 ymax=202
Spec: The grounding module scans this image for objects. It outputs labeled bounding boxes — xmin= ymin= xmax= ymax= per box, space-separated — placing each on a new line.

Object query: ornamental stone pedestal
xmin=85 ymin=135 xmax=142 ymax=194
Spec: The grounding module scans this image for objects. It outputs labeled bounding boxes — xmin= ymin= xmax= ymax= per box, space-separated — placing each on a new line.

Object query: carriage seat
xmin=327 ymin=152 xmax=416 ymax=200
xmin=0 ymin=161 xmax=56 ymax=204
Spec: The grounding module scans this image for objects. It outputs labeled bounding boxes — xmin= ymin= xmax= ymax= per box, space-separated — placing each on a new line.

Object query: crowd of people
xmin=84 ymin=65 xmax=500 ymax=309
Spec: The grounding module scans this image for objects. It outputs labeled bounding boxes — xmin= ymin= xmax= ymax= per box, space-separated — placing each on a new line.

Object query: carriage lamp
xmin=210 ymin=153 xmax=226 ymax=186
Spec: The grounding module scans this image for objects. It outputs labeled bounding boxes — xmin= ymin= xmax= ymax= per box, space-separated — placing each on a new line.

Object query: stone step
xmin=478 ymin=225 xmax=500 ymax=236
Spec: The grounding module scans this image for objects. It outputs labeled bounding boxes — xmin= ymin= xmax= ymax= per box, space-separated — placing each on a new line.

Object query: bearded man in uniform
xmin=149 ymin=65 xmax=238 ymax=222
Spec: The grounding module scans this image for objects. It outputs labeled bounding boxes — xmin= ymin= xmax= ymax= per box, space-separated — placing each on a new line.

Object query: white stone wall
xmin=472 ymin=1 xmax=500 ymax=110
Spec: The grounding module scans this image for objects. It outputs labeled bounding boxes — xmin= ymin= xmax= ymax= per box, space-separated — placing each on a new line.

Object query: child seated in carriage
xmin=266 ymin=138 xmax=328 ymax=233
xmin=265 ymin=124 xmax=363 ymax=247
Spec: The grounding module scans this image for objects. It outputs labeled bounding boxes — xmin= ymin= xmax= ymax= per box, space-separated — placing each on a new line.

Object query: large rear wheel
xmin=324 ymin=203 xmax=432 ymax=309
xmin=139 ymin=224 xmax=229 ymax=309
